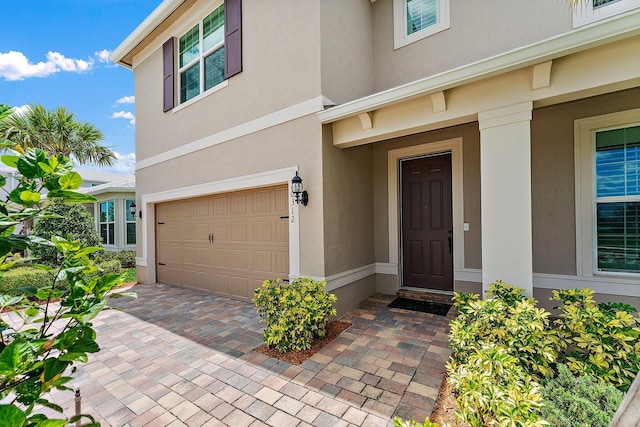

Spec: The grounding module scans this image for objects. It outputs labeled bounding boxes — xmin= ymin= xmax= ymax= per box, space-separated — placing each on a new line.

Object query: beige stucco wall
xmin=531 ymin=87 xmax=640 ymax=275
xmin=322 ymin=126 xmax=375 ymax=277
xmin=371 ymin=0 xmax=572 ymax=93
xmin=371 ymin=122 xmax=482 ymax=268
xmin=134 ymin=0 xmax=323 ymax=161
xmin=320 ymin=0 xmax=373 ymax=105
xmin=332 ymin=276 xmax=376 ymax=316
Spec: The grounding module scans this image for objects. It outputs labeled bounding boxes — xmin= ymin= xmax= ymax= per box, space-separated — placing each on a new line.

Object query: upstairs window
xmin=394 ymin=0 xmax=450 ymax=49
xmin=573 ymin=0 xmax=640 ymax=27
xmin=179 ymin=6 xmax=226 ymax=103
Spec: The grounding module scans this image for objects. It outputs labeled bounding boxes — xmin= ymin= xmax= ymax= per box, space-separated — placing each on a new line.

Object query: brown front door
xmin=401 ymin=153 xmax=453 ymax=291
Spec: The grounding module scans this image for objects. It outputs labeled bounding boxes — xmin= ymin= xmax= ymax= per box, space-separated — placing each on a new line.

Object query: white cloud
xmin=111 ymin=111 xmax=135 ymax=126
xmin=0 ymin=50 xmax=94 ymax=81
xmin=82 ymin=151 xmax=136 ymax=175
xmin=13 ymin=105 xmax=31 ymax=116
xmin=115 ymin=95 xmax=135 ymax=105
xmin=95 ymin=49 xmax=111 ymax=63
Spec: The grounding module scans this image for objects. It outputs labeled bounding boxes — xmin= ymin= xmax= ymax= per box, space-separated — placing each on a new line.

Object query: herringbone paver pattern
xmin=40 ymin=284 xmax=453 ymax=426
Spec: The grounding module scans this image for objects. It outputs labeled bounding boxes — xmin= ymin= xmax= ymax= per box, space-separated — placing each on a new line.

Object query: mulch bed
xmin=253 ymin=320 xmax=352 ymax=365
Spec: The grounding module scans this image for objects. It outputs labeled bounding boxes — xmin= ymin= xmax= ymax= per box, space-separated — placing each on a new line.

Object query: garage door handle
xmin=280 ymin=216 xmax=289 ymax=219
xmin=158 ymin=262 xmax=166 ymax=266
xmin=209 ymin=233 xmax=215 ymax=243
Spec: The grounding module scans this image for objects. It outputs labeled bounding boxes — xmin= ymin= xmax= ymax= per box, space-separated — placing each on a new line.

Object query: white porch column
xmin=478 ymin=101 xmax=533 ymax=297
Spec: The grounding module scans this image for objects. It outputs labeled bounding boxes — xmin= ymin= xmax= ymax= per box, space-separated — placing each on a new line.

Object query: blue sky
xmin=0 ymin=0 xmax=163 ymax=174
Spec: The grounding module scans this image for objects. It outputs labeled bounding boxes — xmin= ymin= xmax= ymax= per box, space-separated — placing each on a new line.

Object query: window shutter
xmin=162 ymin=38 xmax=174 ymax=112
xmin=224 ymin=0 xmax=242 ymax=78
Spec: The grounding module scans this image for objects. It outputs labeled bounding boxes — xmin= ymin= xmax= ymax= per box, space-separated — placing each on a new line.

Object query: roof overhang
xmin=111 ymin=0 xmax=186 ymax=68
xmin=318 ymin=9 xmax=640 ymax=125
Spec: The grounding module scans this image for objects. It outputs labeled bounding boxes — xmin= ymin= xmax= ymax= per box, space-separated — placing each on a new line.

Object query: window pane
xmin=179 ymin=25 xmax=199 ymax=67
xmin=597 ymin=202 xmax=640 ymax=272
xmin=180 ymin=63 xmax=200 ymax=103
xmin=108 ymin=224 xmax=115 ymax=246
xmin=126 ymin=200 xmax=135 ymax=222
xmin=100 ymin=202 xmax=107 ymax=222
xmin=126 ymin=223 xmax=136 ymax=245
xmin=203 ymin=5 xmax=225 ymax=52
xmin=406 ymin=0 xmax=438 ymax=35
xmin=100 ymin=224 xmax=108 ymax=244
xmin=595 ymin=126 xmax=640 ymax=197
xmin=593 ymin=0 xmax=619 ymax=8
xmin=205 ymin=47 xmax=225 ymax=91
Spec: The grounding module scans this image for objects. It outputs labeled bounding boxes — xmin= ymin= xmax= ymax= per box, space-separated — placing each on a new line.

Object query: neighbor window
xmin=575 ymin=110 xmax=640 ymax=277
xmin=394 ymin=0 xmax=450 ymax=49
xmin=125 ymin=200 xmax=136 ymax=245
xmin=594 ymin=126 xmax=640 ymax=273
xmin=99 ymin=200 xmax=115 ymax=245
xmin=179 ymin=5 xmax=226 ymax=103
xmin=573 ymin=0 xmax=640 ymax=27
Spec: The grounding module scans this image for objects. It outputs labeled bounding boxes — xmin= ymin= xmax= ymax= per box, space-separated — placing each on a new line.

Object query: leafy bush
xmin=539 ymin=364 xmax=623 ymax=427
xmin=551 ymin=288 xmax=640 ymax=391
xmin=96 ymin=259 xmax=121 ymax=275
xmin=393 ymin=417 xmax=441 ymax=427
xmin=0 ymin=266 xmax=57 ymax=293
xmin=447 ymin=343 xmax=547 ymax=427
xmin=449 ymin=281 xmax=558 ymax=377
xmin=253 ymin=277 xmax=337 ymax=353
xmin=96 ymin=250 xmax=136 ymax=269
xmin=31 ymin=201 xmax=102 ymax=266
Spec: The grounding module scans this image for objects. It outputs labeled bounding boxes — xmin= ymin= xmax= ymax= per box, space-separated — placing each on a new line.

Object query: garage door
xmin=156 ymin=185 xmax=289 ymax=300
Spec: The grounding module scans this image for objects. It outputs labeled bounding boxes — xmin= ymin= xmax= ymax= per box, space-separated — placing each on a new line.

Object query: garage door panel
xmin=157 ymin=185 xmax=288 ymax=301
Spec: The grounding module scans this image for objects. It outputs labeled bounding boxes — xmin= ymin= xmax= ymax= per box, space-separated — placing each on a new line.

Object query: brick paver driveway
xmin=46 ymin=283 xmax=453 ymax=426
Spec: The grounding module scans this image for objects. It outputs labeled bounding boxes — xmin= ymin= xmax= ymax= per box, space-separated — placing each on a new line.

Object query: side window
xmin=163 ymin=0 xmax=242 ymax=111
xmin=573 ymin=0 xmax=640 ymax=27
xmin=99 ymin=200 xmax=115 ymax=245
xmin=394 ymin=0 xmax=450 ymax=49
xmin=125 ymin=200 xmax=136 ymax=245
xmin=594 ymin=126 xmax=640 ymax=273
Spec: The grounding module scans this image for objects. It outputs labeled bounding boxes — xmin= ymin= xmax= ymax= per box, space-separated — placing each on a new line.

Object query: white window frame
xmin=573 ymin=0 xmax=640 ymax=27
xmin=125 ymin=199 xmax=136 ymax=246
xmin=99 ymin=200 xmax=116 ymax=246
xmin=178 ymin=3 xmax=226 ymax=105
xmin=393 ymin=0 xmax=450 ymax=49
xmin=575 ymin=109 xmax=640 ymax=277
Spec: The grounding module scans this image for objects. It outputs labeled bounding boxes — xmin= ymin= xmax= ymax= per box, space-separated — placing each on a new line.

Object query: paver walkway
xmin=43 ymin=283 xmax=453 ymax=426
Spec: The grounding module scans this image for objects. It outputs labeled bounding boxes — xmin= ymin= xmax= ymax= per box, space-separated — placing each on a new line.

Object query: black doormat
xmin=388 ymin=297 xmax=451 ymax=316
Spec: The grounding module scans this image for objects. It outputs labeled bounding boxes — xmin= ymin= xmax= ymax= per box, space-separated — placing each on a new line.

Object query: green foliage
xmin=449 ymin=281 xmax=558 ymax=378
xmin=0 ymin=266 xmax=57 ymax=294
xmin=95 ymin=250 xmax=136 ymax=269
xmin=551 ymin=288 xmax=640 ymax=392
xmin=447 ymin=343 xmax=547 ymax=427
xmin=393 ymin=417 xmax=441 ymax=427
xmin=253 ymin=277 xmax=337 ymax=353
xmin=31 ymin=202 xmax=102 ymax=266
xmin=539 ymin=364 xmax=623 ymax=427
xmin=0 ymin=146 xmax=135 ymax=425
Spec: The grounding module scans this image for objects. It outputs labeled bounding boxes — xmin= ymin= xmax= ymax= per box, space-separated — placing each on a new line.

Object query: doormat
xmin=388 ymin=297 xmax=451 ymax=317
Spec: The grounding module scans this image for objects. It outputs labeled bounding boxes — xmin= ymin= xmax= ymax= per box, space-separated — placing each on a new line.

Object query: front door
xmin=401 ymin=153 xmax=453 ymax=291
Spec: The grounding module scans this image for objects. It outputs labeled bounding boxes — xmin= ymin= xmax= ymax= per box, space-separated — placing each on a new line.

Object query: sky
xmin=0 ymin=0 xmax=164 ymax=175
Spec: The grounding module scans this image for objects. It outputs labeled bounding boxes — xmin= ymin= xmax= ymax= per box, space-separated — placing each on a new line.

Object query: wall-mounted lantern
xmin=291 ymin=172 xmax=308 ymax=206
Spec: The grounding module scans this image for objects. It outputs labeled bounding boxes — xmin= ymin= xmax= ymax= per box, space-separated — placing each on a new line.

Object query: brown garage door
xmin=156 ymin=185 xmax=289 ymax=300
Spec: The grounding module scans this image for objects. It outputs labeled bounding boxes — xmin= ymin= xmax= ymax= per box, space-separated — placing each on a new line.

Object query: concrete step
xmin=397 ymin=288 xmax=453 ymax=305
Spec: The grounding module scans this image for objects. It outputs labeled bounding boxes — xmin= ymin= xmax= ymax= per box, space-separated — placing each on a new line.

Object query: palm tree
xmin=0 ymin=104 xmax=13 ymax=121
xmin=0 ymin=104 xmax=116 ymax=167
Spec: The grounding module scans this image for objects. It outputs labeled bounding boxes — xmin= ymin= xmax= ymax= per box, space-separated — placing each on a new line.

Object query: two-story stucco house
xmin=113 ymin=0 xmax=640 ymax=314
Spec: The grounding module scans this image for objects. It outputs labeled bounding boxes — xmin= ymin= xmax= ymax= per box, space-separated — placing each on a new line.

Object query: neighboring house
xmin=78 ymin=174 xmax=137 ymax=252
xmin=112 ymin=0 xmax=640 ymax=314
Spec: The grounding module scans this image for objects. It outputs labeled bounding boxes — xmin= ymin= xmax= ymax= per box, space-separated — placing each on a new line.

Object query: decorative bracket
xmin=532 ymin=60 xmax=553 ymax=90
xmin=357 ymin=112 xmax=373 ymax=130
xmin=430 ymin=91 xmax=446 ymax=113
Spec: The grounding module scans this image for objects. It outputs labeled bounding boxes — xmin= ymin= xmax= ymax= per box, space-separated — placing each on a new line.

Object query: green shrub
xmin=96 ymin=250 xmax=136 ymax=269
xmin=447 ymin=343 xmax=547 ymax=427
xmin=539 ymin=364 xmax=623 ymax=427
xmin=96 ymin=259 xmax=121 ymax=275
xmin=393 ymin=417 xmax=440 ymax=427
xmin=449 ymin=281 xmax=558 ymax=378
xmin=31 ymin=201 xmax=102 ymax=266
xmin=551 ymin=288 xmax=640 ymax=391
xmin=0 ymin=266 xmax=57 ymax=293
xmin=253 ymin=277 xmax=337 ymax=353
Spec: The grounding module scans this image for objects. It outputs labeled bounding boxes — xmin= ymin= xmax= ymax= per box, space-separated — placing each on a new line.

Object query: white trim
xmin=393 ymin=0 xmax=450 ymax=49
xmin=318 ymin=9 xmax=640 ymax=124
xmin=172 ymin=80 xmax=228 ymax=113
xmin=573 ymin=0 xmax=640 ymax=28
xmin=534 ymin=273 xmax=640 ymax=297
xmin=138 ymin=167 xmax=301 ymax=284
xmin=323 ymin=264 xmax=377 ymax=292
xmin=574 ymin=109 xmax=640 ymax=277
xmin=137 ymin=96 xmax=325 ymax=170
xmin=454 ymin=268 xmax=482 ymax=283
xmin=387 ymin=138 xmax=465 ymax=283
xmin=135 ymin=257 xmax=147 ymax=267
xmin=375 ymin=262 xmax=398 ymax=275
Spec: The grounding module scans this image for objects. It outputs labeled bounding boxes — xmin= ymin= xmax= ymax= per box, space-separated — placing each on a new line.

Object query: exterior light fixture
xmin=291 ymin=172 xmax=308 ymax=206
xmin=129 ymin=201 xmax=142 ymax=219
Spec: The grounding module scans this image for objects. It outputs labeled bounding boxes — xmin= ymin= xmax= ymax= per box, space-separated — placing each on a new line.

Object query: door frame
xmin=388 ymin=138 xmax=464 ymax=288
